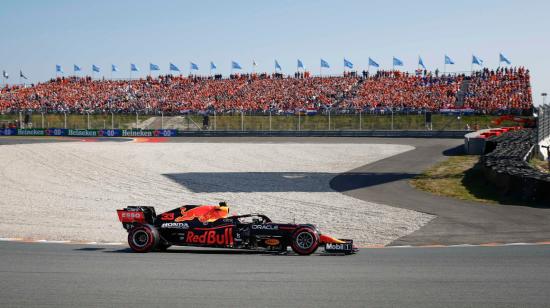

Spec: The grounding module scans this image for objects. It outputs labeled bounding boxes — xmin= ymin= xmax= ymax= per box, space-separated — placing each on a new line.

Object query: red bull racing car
xmin=117 ymin=202 xmax=356 ymax=255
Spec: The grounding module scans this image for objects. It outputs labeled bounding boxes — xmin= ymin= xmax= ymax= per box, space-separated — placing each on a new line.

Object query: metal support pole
xmin=41 ymin=112 xmax=44 ymax=128
xmin=359 ymin=111 xmax=362 ymax=130
xmin=161 ymin=112 xmax=164 ymax=129
xmin=19 ymin=111 xmax=23 ymax=127
xmin=64 ymin=112 xmax=67 ymax=129
xmin=135 ymin=112 xmax=138 ymax=129
xmin=269 ymin=111 xmax=272 ymax=131
xmin=328 ymin=110 xmax=331 ymax=130
xmin=214 ymin=111 xmax=217 ymax=131
xmin=391 ymin=109 xmax=394 ymax=130
xmin=87 ymin=112 xmax=90 ymax=129
xmin=241 ymin=111 xmax=244 ymax=131
xmin=111 ymin=112 xmax=114 ymax=129
xmin=298 ymin=112 xmax=301 ymax=131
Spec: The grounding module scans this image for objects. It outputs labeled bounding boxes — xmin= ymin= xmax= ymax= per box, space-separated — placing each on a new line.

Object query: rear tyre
xmin=128 ymin=224 xmax=159 ymax=253
xmin=291 ymin=227 xmax=319 ymax=255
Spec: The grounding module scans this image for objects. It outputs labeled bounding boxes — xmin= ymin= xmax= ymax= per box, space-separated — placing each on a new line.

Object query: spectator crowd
xmin=0 ymin=67 xmax=533 ymax=115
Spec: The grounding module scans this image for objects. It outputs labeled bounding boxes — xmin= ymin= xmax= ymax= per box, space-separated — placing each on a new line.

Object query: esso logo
xmin=122 ymin=212 xmax=143 ymax=219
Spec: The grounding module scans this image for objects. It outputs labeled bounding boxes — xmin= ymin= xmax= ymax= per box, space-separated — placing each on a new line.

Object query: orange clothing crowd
xmin=0 ymin=68 xmax=533 ymax=115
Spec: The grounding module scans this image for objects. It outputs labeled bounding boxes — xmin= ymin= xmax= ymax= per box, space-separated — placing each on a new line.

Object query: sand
xmin=0 ymin=141 xmax=432 ymax=246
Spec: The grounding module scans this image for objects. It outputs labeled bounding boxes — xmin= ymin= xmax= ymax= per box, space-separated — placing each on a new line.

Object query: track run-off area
xmin=1 ymin=136 xmax=550 ymax=307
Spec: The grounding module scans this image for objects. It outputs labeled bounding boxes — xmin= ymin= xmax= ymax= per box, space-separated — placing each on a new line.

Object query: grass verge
xmin=410 ymin=155 xmax=545 ymax=206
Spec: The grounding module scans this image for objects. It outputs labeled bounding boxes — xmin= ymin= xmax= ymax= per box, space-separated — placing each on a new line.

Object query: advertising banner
xmin=1 ymin=128 xmax=178 ymax=137
xmin=0 ymin=128 xmax=17 ymax=136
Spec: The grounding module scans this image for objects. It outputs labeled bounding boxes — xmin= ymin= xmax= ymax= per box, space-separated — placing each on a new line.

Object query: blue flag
xmin=73 ymin=65 xmax=81 ymax=72
xmin=190 ymin=62 xmax=199 ymax=70
xmin=111 ymin=64 xmax=119 ymax=72
xmin=297 ymin=59 xmax=304 ymax=69
xmin=472 ymin=55 xmax=483 ymax=66
xmin=56 ymin=64 xmax=63 ymax=73
xmin=131 ymin=64 xmax=139 ymax=72
xmin=499 ymin=53 xmax=511 ymax=65
xmin=320 ymin=59 xmax=330 ymax=68
xmin=210 ymin=61 xmax=217 ymax=70
xmin=418 ymin=57 xmax=426 ymax=69
xmin=344 ymin=58 xmax=353 ymax=69
xmin=231 ymin=61 xmax=242 ymax=70
xmin=169 ymin=63 xmax=180 ymax=72
xmin=275 ymin=60 xmax=282 ymax=71
xmin=92 ymin=65 xmax=100 ymax=73
xmin=393 ymin=57 xmax=403 ymax=67
xmin=150 ymin=63 xmax=160 ymax=71
xmin=444 ymin=55 xmax=455 ymax=65
xmin=368 ymin=57 xmax=379 ymax=68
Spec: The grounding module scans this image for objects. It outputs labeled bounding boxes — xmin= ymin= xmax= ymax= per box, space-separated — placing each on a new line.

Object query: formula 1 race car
xmin=117 ymin=202 xmax=356 ymax=255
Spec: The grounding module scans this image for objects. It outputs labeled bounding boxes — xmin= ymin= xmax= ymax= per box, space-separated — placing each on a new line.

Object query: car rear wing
xmin=116 ymin=206 xmax=156 ymax=225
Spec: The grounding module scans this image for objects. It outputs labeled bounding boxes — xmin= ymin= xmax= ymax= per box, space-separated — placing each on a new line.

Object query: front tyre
xmin=128 ymin=224 xmax=159 ymax=253
xmin=291 ymin=227 xmax=319 ymax=255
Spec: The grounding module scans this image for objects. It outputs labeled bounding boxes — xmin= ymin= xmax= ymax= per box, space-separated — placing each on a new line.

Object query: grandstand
xmin=0 ymin=67 xmax=533 ymax=119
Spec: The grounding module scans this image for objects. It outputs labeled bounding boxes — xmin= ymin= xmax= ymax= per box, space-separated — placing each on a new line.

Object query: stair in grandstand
xmin=334 ymin=78 xmax=364 ymax=108
xmin=455 ymin=78 xmax=470 ymax=108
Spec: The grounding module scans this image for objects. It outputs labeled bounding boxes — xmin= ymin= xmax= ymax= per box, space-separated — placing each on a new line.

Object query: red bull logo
xmin=185 ymin=227 xmax=233 ymax=246
xmin=175 ymin=205 xmax=229 ymax=223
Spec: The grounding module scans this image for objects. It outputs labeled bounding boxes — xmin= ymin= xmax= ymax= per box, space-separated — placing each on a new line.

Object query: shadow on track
xmin=330 ymin=172 xmax=418 ymax=192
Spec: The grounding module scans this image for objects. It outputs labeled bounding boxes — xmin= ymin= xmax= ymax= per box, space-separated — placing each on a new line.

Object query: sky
xmin=1 ymin=0 xmax=549 ymax=105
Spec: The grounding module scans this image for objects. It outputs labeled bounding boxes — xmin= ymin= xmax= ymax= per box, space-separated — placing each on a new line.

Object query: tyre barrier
xmin=480 ymin=129 xmax=550 ymax=201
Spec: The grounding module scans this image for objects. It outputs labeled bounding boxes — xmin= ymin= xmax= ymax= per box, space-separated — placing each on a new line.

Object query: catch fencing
xmin=1 ymin=112 xmax=495 ymax=132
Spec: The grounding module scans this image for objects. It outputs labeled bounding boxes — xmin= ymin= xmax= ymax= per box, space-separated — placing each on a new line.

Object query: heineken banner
xmin=0 ymin=129 xmax=177 ymax=137
xmin=0 ymin=128 xmax=18 ymax=136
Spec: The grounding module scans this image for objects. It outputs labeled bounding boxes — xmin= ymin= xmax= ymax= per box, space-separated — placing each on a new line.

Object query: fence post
xmin=214 ymin=111 xmax=217 ymax=131
xmin=241 ymin=111 xmax=244 ymax=131
xmin=269 ymin=111 xmax=272 ymax=131
xmin=359 ymin=111 xmax=362 ymax=130
xmin=161 ymin=111 xmax=164 ymax=129
xmin=298 ymin=112 xmax=301 ymax=131
xmin=328 ymin=110 xmax=331 ymax=130
xmin=64 ymin=112 xmax=67 ymax=129
xmin=391 ymin=109 xmax=394 ymax=130
xmin=111 ymin=112 xmax=114 ymax=129
xmin=87 ymin=112 xmax=90 ymax=129
xmin=41 ymin=112 xmax=44 ymax=128
xmin=135 ymin=112 xmax=138 ymax=129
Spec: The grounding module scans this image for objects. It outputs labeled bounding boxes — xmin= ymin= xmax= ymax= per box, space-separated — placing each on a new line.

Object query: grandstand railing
xmin=1 ymin=111 xmax=503 ymax=132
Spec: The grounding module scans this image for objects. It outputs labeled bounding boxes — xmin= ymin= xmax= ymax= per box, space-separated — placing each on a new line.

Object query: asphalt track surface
xmin=2 ymin=136 xmax=550 ymax=307
xmin=1 ymin=241 xmax=549 ymax=308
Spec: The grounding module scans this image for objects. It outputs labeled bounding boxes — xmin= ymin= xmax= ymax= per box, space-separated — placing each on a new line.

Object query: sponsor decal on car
xmin=325 ymin=243 xmax=353 ymax=251
xmin=264 ymin=238 xmax=280 ymax=246
xmin=251 ymin=224 xmax=278 ymax=230
xmin=161 ymin=222 xmax=189 ymax=229
xmin=185 ymin=228 xmax=233 ymax=245
xmin=161 ymin=212 xmax=175 ymax=221
xmin=117 ymin=210 xmax=145 ymax=222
